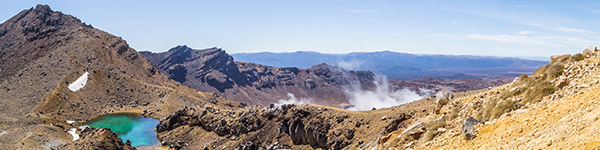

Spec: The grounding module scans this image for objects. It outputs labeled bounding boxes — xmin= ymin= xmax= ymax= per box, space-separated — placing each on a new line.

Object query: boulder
xmin=550 ymin=54 xmax=571 ymax=62
xmin=555 ymin=78 xmax=568 ymax=88
xmin=462 ymin=117 xmax=479 ymax=140
xmin=435 ymin=91 xmax=452 ymax=102
xmin=401 ymin=122 xmax=425 ymax=140
xmin=587 ymin=45 xmax=598 ymax=51
xmin=266 ymin=142 xmax=290 ymax=150
xmin=382 ymin=113 xmax=412 ymax=135
xmin=435 ymin=91 xmax=451 ymax=114
xmin=583 ymin=45 xmax=596 ymax=55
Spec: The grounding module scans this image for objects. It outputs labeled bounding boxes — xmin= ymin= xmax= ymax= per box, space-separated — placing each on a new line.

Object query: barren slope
xmin=0 ymin=5 xmax=239 ymax=149
xmin=421 ymin=47 xmax=600 ymax=149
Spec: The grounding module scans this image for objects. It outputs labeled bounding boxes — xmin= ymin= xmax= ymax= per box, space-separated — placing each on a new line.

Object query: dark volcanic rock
xmin=141 ymin=46 xmax=376 ymax=106
xmin=462 ymin=116 xmax=479 ymax=140
xmin=62 ymin=128 xmax=135 ymax=150
xmin=382 ymin=113 xmax=412 ymax=135
xmin=157 ymin=105 xmax=357 ymax=150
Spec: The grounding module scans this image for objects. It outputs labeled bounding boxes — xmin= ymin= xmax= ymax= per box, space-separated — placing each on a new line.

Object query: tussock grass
xmin=477 ymin=54 xmax=582 ymax=121
xmin=420 ymin=119 xmax=447 ymax=143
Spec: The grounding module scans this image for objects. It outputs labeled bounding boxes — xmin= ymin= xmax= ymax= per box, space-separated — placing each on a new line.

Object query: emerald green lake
xmin=85 ymin=113 xmax=160 ymax=147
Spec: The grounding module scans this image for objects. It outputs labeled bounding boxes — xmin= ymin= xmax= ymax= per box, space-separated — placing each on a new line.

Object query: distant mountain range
xmin=231 ymin=51 xmax=548 ymax=80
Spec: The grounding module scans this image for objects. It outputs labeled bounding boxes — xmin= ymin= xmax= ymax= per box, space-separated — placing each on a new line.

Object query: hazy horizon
xmin=1 ymin=1 xmax=598 ymax=58
xmin=229 ymin=50 xmax=550 ymax=61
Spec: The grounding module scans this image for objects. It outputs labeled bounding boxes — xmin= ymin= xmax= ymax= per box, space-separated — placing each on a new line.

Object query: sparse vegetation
xmin=477 ymin=54 xmax=583 ymax=121
xmin=420 ymin=119 xmax=447 ymax=143
xmin=569 ymin=53 xmax=585 ymax=62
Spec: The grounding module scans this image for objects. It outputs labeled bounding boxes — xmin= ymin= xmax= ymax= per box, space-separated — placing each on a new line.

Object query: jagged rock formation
xmin=155 ymin=103 xmax=436 ymax=150
xmin=62 ymin=128 xmax=136 ymax=150
xmin=141 ymin=46 xmax=376 ymax=106
xmin=0 ymin=5 xmax=238 ymax=149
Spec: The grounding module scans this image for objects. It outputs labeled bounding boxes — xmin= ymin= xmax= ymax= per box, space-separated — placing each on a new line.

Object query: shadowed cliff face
xmin=142 ymin=47 xmax=376 ymax=106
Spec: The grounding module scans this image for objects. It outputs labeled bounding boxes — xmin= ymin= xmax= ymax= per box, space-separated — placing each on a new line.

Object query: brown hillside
xmin=0 ymin=5 xmax=238 ymax=149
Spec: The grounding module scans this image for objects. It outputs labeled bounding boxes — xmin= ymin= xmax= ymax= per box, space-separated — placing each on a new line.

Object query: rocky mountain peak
xmin=12 ymin=4 xmax=84 ymax=28
xmin=168 ymin=45 xmax=191 ymax=52
xmin=161 ymin=46 xmax=228 ymax=65
xmin=31 ymin=4 xmax=52 ymax=15
xmin=0 ymin=4 xmax=88 ymax=43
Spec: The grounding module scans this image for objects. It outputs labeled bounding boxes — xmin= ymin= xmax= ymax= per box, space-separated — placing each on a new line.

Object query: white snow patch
xmin=0 ymin=131 xmax=6 ymax=136
xmin=68 ymin=128 xmax=79 ymax=141
xmin=66 ymin=120 xmax=75 ymax=124
xmin=68 ymin=72 xmax=89 ymax=92
xmin=78 ymin=125 xmax=90 ymax=130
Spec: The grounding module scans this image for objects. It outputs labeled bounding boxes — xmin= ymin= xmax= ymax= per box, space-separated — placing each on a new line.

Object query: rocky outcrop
xmin=142 ymin=46 xmax=376 ymax=106
xmin=157 ymin=106 xmax=265 ymax=137
xmin=157 ymin=104 xmax=363 ymax=150
xmin=583 ymin=45 xmax=597 ymax=55
xmin=382 ymin=113 xmax=412 ymax=135
xmin=462 ymin=117 xmax=478 ymax=140
xmin=402 ymin=122 xmax=426 ymax=140
xmin=62 ymin=128 xmax=135 ymax=150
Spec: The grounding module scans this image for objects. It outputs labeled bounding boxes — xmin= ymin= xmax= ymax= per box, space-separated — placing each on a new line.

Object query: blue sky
xmin=1 ymin=1 xmax=599 ymax=58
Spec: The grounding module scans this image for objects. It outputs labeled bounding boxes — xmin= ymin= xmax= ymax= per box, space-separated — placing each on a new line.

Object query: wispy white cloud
xmin=552 ymin=26 xmax=596 ymax=34
xmin=517 ymin=31 xmax=537 ymax=35
xmin=347 ymin=9 xmax=378 ymax=13
xmin=346 ymin=10 xmax=397 ymax=14
xmin=352 ymin=31 xmax=373 ymax=34
xmin=441 ymin=7 xmax=593 ymax=35
xmin=466 ymin=34 xmax=594 ymax=47
xmin=451 ymin=21 xmax=459 ymax=25
xmin=387 ymin=33 xmax=404 ymax=37
xmin=430 ymin=33 xmax=454 ymax=37
xmin=524 ymin=23 xmax=595 ymax=34
xmin=593 ymin=10 xmax=600 ymax=14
